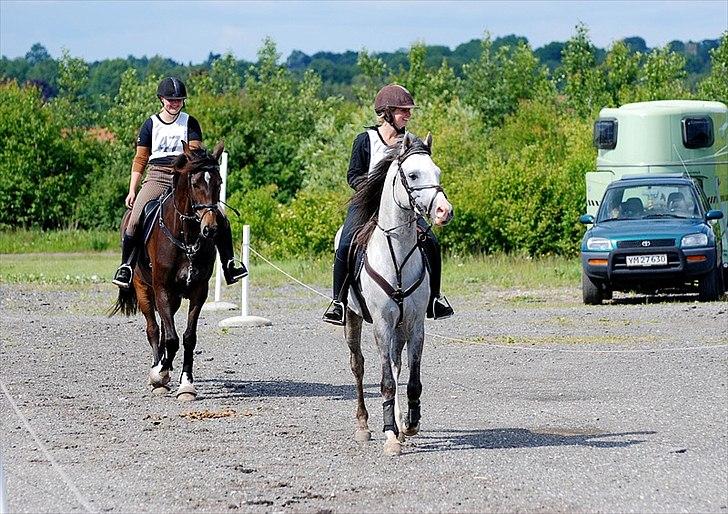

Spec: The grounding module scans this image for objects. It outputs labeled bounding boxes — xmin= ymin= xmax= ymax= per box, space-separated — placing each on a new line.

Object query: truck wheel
xmin=582 ymin=272 xmax=604 ymax=305
xmin=697 ymin=266 xmax=721 ymax=302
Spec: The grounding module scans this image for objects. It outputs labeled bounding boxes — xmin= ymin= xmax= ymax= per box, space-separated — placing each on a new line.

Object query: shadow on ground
xmin=411 ymin=427 xmax=655 ymax=453
xmin=198 ymin=378 xmax=380 ymax=400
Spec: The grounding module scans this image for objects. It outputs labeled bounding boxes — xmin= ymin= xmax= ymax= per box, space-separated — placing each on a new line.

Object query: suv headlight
xmin=681 ymin=233 xmax=708 ymax=247
xmin=586 ymin=237 xmax=612 ymax=251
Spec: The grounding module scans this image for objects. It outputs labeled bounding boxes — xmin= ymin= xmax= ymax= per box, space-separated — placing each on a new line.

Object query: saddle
xmin=348 ymin=241 xmax=373 ymax=324
xmin=136 ymin=189 xmax=172 ymax=269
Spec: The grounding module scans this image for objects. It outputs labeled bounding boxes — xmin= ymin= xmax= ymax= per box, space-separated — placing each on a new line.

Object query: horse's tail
xmin=108 ymin=286 xmax=138 ymax=317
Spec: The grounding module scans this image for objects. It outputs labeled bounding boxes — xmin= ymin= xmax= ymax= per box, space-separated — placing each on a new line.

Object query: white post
xmin=219 ymin=224 xmax=272 ymax=328
xmin=203 ymin=151 xmax=237 ymax=311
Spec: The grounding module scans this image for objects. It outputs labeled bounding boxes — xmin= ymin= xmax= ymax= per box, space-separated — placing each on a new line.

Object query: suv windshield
xmin=598 ymin=183 xmax=701 ymax=222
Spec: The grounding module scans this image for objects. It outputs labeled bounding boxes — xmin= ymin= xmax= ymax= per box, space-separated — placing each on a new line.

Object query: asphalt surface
xmin=1 ymin=283 xmax=726 ymax=513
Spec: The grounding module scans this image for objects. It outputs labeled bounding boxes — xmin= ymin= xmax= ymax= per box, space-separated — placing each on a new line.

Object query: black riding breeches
xmin=333 ymin=204 xmax=359 ymax=299
xmin=417 ymin=218 xmax=442 ymax=299
xmin=214 ymin=214 xmax=236 ymax=264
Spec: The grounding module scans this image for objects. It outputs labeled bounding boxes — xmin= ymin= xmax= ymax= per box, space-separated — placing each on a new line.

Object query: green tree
xmin=633 ymin=45 xmax=688 ymax=101
xmin=603 ymin=40 xmax=641 ymax=106
xmin=560 ymin=23 xmax=609 ymax=118
xmin=698 ymin=32 xmax=728 ymax=104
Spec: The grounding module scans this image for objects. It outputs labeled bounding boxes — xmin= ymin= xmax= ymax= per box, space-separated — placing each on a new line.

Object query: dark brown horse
xmin=111 ymin=141 xmax=224 ymax=401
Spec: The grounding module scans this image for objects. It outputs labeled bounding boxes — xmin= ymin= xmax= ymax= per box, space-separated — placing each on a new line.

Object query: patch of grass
xmin=0 ymin=250 xmax=581 ymax=291
xmin=444 ymin=253 xmax=580 ymax=291
xmin=0 ymin=229 xmax=118 ymax=253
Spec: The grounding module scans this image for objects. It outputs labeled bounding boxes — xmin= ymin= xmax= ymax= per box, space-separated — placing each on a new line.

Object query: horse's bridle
xmin=365 ymin=146 xmax=445 ymax=326
xmin=158 ymin=160 xmax=222 ymax=285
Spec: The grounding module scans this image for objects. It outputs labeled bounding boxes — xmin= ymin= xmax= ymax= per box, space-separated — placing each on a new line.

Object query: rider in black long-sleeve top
xmin=322 ymin=84 xmax=454 ymax=325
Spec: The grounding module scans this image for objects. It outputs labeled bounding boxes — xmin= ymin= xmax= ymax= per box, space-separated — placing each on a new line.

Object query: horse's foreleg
xmin=403 ymin=325 xmax=425 ymax=436
xmin=153 ymin=290 xmax=181 ymax=387
xmin=376 ymin=327 xmax=404 ymax=456
xmin=177 ymin=293 xmax=206 ymax=402
xmin=345 ymin=310 xmax=370 ymax=442
xmin=136 ymin=285 xmax=167 ymax=393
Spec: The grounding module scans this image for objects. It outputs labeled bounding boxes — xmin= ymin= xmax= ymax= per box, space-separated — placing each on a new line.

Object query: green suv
xmin=580 ymin=175 xmax=724 ymax=304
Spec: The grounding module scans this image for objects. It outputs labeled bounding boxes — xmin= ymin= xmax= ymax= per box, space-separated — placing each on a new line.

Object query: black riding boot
xmin=421 ymin=231 xmax=454 ymax=320
xmin=323 ymin=247 xmax=349 ymax=326
xmin=215 ymin=216 xmax=248 ymax=285
xmin=112 ymin=234 xmax=138 ymax=289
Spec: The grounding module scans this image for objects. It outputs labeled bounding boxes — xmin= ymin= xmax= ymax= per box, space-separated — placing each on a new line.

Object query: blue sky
xmin=1 ymin=0 xmax=726 ymax=63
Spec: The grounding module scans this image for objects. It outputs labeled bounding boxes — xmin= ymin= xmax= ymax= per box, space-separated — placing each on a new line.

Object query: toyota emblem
xmin=641 ymin=241 xmax=651 ymax=247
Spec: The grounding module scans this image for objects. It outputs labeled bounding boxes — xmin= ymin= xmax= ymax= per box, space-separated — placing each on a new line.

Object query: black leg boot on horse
xmin=112 ymin=234 xmax=139 ymax=289
xmin=419 ymin=222 xmax=454 ymax=319
xmin=215 ymin=215 xmax=248 ymax=285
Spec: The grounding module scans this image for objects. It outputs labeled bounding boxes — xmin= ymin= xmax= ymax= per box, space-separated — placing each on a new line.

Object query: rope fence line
xmin=0 ymin=380 xmax=94 ymax=513
xmin=249 ymin=247 xmax=331 ymax=300
xmin=426 ymin=332 xmax=728 ymax=354
xmin=246 ymin=246 xmax=728 ymax=355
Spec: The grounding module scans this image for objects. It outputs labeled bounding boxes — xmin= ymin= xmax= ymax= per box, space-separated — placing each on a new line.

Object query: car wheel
xmin=697 ymin=266 xmax=721 ymax=302
xmin=582 ymin=272 xmax=603 ymax=305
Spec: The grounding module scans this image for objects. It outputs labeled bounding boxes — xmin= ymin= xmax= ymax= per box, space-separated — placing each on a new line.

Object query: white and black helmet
xmin=157 ymin=77 xmax=187 ymax=100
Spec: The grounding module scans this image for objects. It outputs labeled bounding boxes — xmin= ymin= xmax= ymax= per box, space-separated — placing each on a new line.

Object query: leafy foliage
xmin=1 ymin=27 xmax=726 ymax=258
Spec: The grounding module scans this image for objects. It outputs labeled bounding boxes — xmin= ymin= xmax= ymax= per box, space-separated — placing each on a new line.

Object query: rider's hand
xmin=125 ymin=191 xmax=136 ymax=209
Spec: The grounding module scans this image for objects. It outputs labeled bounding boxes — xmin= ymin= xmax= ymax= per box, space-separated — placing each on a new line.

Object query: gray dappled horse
xmin=344 ymin=132 xmax=453 ymax=455
xmin=111 ymin=142 xmax=224 ymax=401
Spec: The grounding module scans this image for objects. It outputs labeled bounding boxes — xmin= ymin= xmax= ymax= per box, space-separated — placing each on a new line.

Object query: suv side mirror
xmin=706 ymin=210 xmax=724 ymax=221
xmin=579 ymin=214 xmax=595 ymax=224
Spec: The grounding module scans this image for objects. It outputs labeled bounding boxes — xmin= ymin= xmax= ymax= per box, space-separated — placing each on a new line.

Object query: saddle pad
xmin=349 ymin=245 xmax=373 ymax=323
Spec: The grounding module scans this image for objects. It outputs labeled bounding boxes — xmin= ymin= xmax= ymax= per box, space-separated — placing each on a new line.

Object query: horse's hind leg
xmin=345 ymin=310 xmax=370 ymax=442
xmin=403 ymin=324 xmax=425 ymax=436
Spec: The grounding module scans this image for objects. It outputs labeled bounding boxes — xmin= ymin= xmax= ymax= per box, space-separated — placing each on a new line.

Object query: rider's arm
xmin=187 ymin=116 xmax=203 ymax=149
xmin=347 ymin=132 xmax=370 ymax=191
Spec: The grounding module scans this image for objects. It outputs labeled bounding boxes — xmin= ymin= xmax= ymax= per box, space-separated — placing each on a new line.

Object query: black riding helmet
xmin=157 ymin=77 xmax=187 ymax=100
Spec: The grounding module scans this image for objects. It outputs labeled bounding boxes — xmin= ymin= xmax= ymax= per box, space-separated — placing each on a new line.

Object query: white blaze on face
xmin=204 ymin=171 xmax=211 ymax=185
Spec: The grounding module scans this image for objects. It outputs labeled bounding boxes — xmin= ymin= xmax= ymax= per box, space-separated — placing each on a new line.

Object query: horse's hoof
xmin=151 ymin=386 xmax=170 ymax=396
xmin=176 ymin=380 xmax=197 ymax=402
xmin=177 ymin=392 xmax=197 ymax=402
xmin=149 ymin=368 xmax=170 ymax=388
xmin=354 ymin=429 xmax=372 ymax=442
xmin=403 ymin=424 xmax=419 ymax=436
xmin=383 ymin=440 xmax=402 ymax=456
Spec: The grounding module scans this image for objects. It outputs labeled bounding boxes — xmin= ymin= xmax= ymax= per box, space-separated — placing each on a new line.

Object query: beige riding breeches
xmin=124 ymin=166 xmax=175 ymax=236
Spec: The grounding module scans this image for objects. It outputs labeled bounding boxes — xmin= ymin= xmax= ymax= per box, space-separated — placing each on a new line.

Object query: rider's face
xmin=161 ymin=97 xmax=183 ymax=114
xmin=392 ymin=107 xmax=412 ymax=129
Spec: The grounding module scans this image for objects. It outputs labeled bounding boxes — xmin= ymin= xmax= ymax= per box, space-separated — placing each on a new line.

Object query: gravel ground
xmin=1 ymin=282 xmax=726 ymax=513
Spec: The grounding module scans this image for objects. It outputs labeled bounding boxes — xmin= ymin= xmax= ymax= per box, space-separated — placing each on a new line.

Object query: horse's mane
xmin=350 ymin=146 xmax=398 ymax=246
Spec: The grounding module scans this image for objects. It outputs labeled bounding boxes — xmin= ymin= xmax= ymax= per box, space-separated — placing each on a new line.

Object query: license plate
xmin=626 ymin=254 xmax=667 ymax=266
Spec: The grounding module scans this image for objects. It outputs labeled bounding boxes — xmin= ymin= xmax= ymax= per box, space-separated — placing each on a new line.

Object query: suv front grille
xmin=617 ymin=238 xmax=675 ymax=248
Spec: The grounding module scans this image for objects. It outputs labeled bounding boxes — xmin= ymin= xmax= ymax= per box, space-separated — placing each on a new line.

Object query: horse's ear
xmin=424 ymin=132 xmax=433 ymax=151
xmin=181 ymin=140 xmax=191 ymax=156
xmin=400 ymin=131 xmax=414 ymax=155
xmin=212 ymin=140 xmax=224 ymax=161
xmin=173 ymin=153 xmax=188 ymax=171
